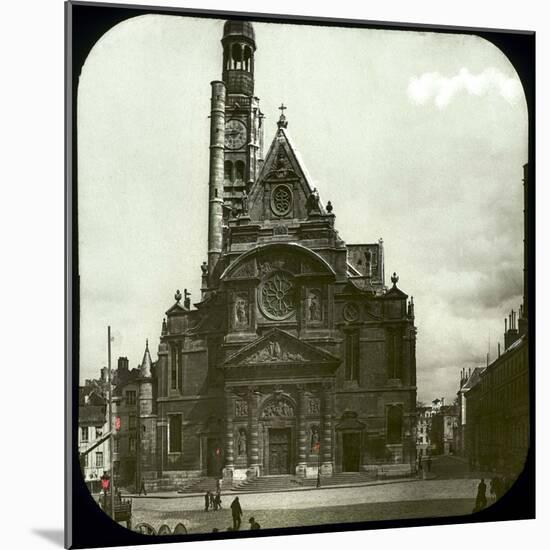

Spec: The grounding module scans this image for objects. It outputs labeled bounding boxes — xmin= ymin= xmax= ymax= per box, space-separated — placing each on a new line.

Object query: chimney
xmin=117 ymin=356 xmax=129 ymax=374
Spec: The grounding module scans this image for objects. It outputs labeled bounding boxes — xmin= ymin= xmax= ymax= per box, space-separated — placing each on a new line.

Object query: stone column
xmin=296 ymin=385 xmax=308 ymax=477
xmin=223 ymin=388 xmax=235 ymax=481
xmin=247 ymin=387 xmax=261 ymax=477
xmin=321 ymin=381 xmax=334 ymax=475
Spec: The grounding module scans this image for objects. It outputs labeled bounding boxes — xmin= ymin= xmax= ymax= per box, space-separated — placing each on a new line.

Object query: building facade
xmin=78 ymin=389 xmax=110 ymax=493
xmin=138 ymin=20 xmax=417 ymax=487
xmin=416 ymin=406 xmax=434 ymax=458
xmin=459 ymin=164 xmax=530 ymax=476
xmin=430 ymin=404 xmax=458 ymax=455
xmin=111 ymin=357 xmax=141 ymax=489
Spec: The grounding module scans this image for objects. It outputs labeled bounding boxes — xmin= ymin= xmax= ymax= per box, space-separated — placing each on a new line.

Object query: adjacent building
xmin=416 ymin=406 xmax=434 ymax=458
xmin=430 ymin=403 xmax=458 ymax=456
xmin=78 ymin=388 xmax=109 ymax=493
xmin=458 ymin=164 xmax=530 ymax=476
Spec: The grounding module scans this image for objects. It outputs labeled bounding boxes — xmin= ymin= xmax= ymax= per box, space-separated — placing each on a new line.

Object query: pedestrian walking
xmin=215 ymin=490 xmax=222 ymax=510
xmin=138 ymin=478 xmax=147 ymax=496
xmin=209 ymin=491 xmax=215 ymax=510
xmin=216 ymin=478 xmax=222 ymax=492
xmin=249 ymin=516 xmax=261 ymax=530
xmin=230 ymin=496 xmax=243 ymax=530
xmin=204 ymin=491 xmax=210 ymax=512
xmin=474 ymin=478 xmax=487 ymax=511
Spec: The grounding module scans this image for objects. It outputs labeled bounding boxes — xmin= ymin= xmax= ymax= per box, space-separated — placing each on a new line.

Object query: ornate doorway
xmin=206 ymin=438 xmax=222 ymax=477
xmin=342 ymin=432 xmax=361 ymax=472
xmin=268 ymin=428 xmax=291 ymax=474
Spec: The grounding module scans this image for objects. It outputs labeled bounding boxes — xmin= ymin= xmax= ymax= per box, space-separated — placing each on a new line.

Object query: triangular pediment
xmin=248 ymin=127 xmax=326 ymax=222
xmin=165 ymin=302 xmax=188 ymax=316
xmin=224 ymin=328 xmax=339 ymax=367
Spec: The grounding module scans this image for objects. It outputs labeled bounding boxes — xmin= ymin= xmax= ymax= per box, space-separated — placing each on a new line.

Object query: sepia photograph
xmin=67 ymin=1 xmax=534 ymax=546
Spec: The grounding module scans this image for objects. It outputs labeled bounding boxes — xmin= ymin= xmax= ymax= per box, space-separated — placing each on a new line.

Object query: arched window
xmin=232 ymin=43 xmax=242 ymax=69
xmin=224 ymin=160 xmax=233 ymax=182
xmin=387 ymin=405 xmax=403 ymax=444
xmin=243 ymin=46 xmax=252 ymax=71
xmin=235 ymin=160 xmax=245 ymax=182
xmin=223 ymin=45 xmax=230 ymax=70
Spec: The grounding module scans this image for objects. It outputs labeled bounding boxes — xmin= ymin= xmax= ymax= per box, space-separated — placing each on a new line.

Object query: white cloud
xmin=407 ymin=67 xmax=523 ymax=108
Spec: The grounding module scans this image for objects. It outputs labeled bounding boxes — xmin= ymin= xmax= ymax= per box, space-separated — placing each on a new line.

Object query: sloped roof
xmin=140 ymin=340 xmax=153 ymax=378
xmin=253 ymin=125 xmax=326 ymax=213
xmin=461 ymin=366 xmax=486 ymax=391
xmin=79 ymin=404 xmax=106 ymax=426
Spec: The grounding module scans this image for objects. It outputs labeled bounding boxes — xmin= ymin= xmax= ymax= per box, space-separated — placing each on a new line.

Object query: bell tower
xmin=220 ymin=21 xmax=264 ymax=209
xmin=207 ymin=20 xmax=264 ymax=279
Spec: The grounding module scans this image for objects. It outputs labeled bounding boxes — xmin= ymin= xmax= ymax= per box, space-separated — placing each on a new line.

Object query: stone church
xmin=135 ymin=20 xmax=417 ymax=487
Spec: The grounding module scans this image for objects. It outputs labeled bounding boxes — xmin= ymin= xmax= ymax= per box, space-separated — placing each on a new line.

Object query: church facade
xmin=136 ymin=20 xmax=417 ymax=486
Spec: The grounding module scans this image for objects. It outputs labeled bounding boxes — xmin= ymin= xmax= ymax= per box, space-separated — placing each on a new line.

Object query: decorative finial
xmin=391 ymin=272 xmax=399 ymax=286
xmin=201 ymin=261 xmax=208 ymax=275
xmin=162 ymin=318 xmax=167 ymax=335
xmin=326 ymin=200 xmax=333 ymax=213
xmin=145 ymin=338 xmax=149 ymax=350
xmin=277 ymin=103 xmax=288 ymax=129
xmin=175 ymin=289 xmax=182 ymax=303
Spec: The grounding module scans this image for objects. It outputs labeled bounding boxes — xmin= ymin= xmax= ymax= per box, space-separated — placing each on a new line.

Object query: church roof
xmin=253 ymin=124 xmax=327 ymax=214
xmin=223 ymin=20 xmax=255 ymax=42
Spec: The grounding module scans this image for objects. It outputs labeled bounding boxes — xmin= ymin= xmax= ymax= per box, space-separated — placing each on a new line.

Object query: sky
xmin=77 ymin=15 xmax=527 ymax=403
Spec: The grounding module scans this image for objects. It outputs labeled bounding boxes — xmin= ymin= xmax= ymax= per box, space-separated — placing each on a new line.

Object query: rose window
xmin=259 ymin=271 xmax=296 ymax=320
xmin=271 ymin=185 xmax=292 ymax=216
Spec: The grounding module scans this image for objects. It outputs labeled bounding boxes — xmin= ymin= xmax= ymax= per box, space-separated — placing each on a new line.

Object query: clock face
xmin=225 ymin=119 xmax=247 ymax=150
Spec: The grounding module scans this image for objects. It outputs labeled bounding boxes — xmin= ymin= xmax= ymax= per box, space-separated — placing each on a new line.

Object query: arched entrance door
xmin=260 ymin=395 xmax=296 ymax=475
xmin=268 ymin=428 xmax=291 ymax=474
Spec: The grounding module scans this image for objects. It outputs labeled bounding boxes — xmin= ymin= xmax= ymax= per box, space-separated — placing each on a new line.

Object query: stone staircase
xmin=177 ymin=477 xmax=219 ymax=494
xmin=232 ymin=471 xmax=377 ymax=492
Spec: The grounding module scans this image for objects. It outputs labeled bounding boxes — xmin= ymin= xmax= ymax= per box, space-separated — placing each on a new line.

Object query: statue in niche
xmin=310 ymin=425 xmax=320 ymax=452
xmin=308 ymin=291 xmax=321 ymax=322
xmin=237 ymin=428 xmax=247 ymax=456
xmin=234 ymin=296 xmax=248 ymax=326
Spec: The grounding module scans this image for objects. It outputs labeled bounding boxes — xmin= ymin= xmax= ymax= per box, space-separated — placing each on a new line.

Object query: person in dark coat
xmin=215 ymin=491 xmax=222 ymax=510
xmin=138 ymin=479 xmax=147 ymax=496
xmin=204 ymin=491 xmax=210 ymax=512
xmin=230 ymin=496 xmax=243 ymax=530
xmin=475 ymin=478 xmax=487 ymax=511
xmin=209 ymin=491 xmax=215 ymax=510
xmin=426 ymin=456 xmax=432 ymax=472
xmin=249 ymin=517 xmax=261 ymax=530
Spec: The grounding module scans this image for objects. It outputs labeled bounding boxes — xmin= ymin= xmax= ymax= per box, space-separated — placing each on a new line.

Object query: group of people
xmin=204 ymin=490 xmax=223 ymax=511
xmin=474 ymin=475 xmax=514 ymax=512
xmin=207 ymin=495 xmax=261 ymax=532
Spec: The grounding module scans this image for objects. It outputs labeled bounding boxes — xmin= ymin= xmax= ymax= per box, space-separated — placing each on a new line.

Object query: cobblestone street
xmin=127 ymin=468 xmax=484 ymax=534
